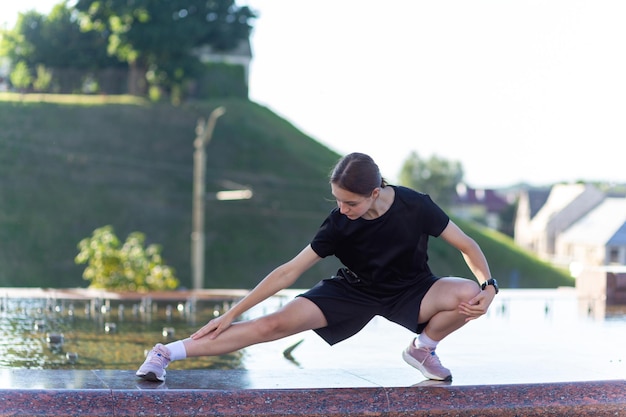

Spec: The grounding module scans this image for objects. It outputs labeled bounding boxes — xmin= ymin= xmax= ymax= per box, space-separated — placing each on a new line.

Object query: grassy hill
xmin=0 ymin=94 xmax=573 ymax=289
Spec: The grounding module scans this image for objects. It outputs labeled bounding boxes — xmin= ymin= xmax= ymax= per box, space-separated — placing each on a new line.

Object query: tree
xmin=0 ymin=12 xmax=43 ymax=67
xmin=1 ymin=3 xmax=123 ymax=93
xmin=398 ymin=151 xmax=464 ymax=208
xmin=9 ymin=61 xmax=32 ymax=91
xmin=74 ymin=0 xmax=256 ymax=96
xmin=33 ymin=64 xmax=53 ymax=92
xmin=75 ymin=225 xmax=179 ymax=292
xmin=41 ymin=2 xmax=120 ymax=70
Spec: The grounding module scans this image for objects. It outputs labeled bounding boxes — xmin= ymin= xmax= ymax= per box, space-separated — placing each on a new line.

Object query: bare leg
xmin=183 ymin=297 xmax=327 ymax=357
xmin=418 ymin=277 xmax=480 ymax=341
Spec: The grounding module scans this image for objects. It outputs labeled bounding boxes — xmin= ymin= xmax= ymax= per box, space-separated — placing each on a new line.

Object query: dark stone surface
xmin=0 ymin=369 xmax=624 ymax=417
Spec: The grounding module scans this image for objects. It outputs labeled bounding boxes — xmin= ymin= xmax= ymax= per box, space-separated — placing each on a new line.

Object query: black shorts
xmin=298 ymin=274 xmax=439 ymax=345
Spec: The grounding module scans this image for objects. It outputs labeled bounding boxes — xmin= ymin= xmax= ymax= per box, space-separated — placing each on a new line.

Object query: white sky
xmin=3 ymin=1 xmax=626 ymax=187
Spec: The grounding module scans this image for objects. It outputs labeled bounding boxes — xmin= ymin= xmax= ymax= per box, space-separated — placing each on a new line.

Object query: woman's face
xmin=331 ymin=183 xmax=377 ymax=220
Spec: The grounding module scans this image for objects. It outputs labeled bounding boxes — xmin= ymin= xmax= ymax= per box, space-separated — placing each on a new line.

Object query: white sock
xmin=165 ymin=340 xmax=187 ymax=361
xmin=415 ymin=333 xmax=439 ymax=350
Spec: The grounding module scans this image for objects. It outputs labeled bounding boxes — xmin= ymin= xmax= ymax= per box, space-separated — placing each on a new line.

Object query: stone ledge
xmin=0 ymin=370 xmax=624 ymax=417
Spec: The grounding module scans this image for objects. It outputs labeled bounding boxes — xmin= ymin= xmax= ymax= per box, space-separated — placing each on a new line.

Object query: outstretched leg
xmin=184 ymin=297 xmax=327 ymax=356
xmin=137 ymin=297 xmax=327 ymax=381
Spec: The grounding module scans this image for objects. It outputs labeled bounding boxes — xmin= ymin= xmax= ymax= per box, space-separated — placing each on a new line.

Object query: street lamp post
xmin=191 ymin=106 xmax=225 ymax=291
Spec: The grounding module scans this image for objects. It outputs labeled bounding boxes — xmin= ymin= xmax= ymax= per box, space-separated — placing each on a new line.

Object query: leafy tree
xmin=1 ymin=3 xmax=123 ymax=93
xmin=33 ymin=64 xmax=53 ymax=92
xmin=398 ymin=151 xmax=464 ymax=208
xmin=41 ymin=2 xmax=120 ymax=70
xmin=75 ymin=225 xmax=179 ymax=292
xmin=0 ymin=12 xmax=42 ymax=66
xmin=9 ymin=61 xmax=32 ymax=91
xmin=74 ymin=0 xmax=256 ymax=96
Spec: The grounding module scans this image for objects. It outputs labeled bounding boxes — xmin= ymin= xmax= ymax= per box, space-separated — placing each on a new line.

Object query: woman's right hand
xmin=191 ymin=312 xmax=234 ymax=340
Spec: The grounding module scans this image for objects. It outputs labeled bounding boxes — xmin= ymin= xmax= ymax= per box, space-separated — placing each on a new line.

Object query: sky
xmin=2 ymin=1 xmax=626 ymax=187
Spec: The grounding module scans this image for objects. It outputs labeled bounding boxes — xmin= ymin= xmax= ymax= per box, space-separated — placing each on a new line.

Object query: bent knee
xmin=459 ymin=279 xmax=481 ymax=299
xmin=438 ymin=277 xmax=481 ymax=302
xmin=458 ymin=278 xmax=480 ymax=301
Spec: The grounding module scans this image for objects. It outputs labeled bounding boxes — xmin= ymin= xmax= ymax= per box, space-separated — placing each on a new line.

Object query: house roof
xmin=612 ymin=222 xmax=626 ymax=245
xmin=526 ymin=189 xmax=551 ymax=218
xmin=453 ymin=184 xmax=509 ymax=213
xmin=530 ymin=184 xmax=602 ymax=229
xmin=559 ymin=198 xmax=626 ymax=245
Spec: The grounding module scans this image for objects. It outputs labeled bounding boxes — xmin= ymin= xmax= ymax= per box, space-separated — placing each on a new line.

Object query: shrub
xmin=75 ymin=225 xmax=179 ymax=291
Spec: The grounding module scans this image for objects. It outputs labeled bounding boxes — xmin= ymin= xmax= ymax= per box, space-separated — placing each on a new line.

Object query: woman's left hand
xmin=191 ymin=311 xmax=236 ymax=340
xmin=458 ymin=287 xmax=496 ymax=321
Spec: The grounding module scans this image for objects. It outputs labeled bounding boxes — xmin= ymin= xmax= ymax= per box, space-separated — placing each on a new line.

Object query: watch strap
xmin=481 ymin=278 xmax=499 ymax=294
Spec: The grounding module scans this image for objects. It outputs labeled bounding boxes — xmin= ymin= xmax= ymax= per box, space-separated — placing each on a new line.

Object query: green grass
xmin=0 ymin=92 xmax=147 ymax=105
xmin=0 ymin=95 xmax=574 ymax=289
xmin=428 ymin=219 xmax=573 ymax=288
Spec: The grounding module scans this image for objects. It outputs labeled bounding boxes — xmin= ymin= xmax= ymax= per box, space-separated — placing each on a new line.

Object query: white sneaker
xmin=402 ymin=338 xmax=452 ymax=381
xmin=136 ymin=343 xmax=171 ymax=382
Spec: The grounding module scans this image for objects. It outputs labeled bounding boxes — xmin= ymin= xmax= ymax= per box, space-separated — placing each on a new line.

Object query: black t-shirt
xmin=310 ymin=185 xmax=450 ymax=295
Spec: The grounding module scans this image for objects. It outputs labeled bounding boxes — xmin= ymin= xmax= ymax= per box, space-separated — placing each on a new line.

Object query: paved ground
xmin=2 ymin=369 xmax=625 ymax=417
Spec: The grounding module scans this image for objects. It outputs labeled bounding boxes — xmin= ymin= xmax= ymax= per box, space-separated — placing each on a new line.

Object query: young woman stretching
xmin=137 ymin=152 xmax=497 ymax=382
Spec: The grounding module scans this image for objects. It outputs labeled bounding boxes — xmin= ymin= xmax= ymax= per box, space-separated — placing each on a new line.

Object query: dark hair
xmin=330 ymin=152 xmax=387 ymax=196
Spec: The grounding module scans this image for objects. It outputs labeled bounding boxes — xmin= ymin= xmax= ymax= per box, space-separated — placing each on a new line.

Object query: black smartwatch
xmin=481 ymin=278 xmax=499 ymax=294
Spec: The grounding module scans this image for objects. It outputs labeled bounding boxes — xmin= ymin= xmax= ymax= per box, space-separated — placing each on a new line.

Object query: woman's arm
xmin=439 ymin=220 xmax=496 ymax=320
xmin=439 ymin=220 xmax=491 ymax=284
xmin=191 ymin=244 xmax=321 ymax=339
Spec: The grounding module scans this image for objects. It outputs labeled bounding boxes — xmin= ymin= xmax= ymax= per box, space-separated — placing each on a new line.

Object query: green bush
xmin=75 ymin=225 xmax=179 ymax=291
